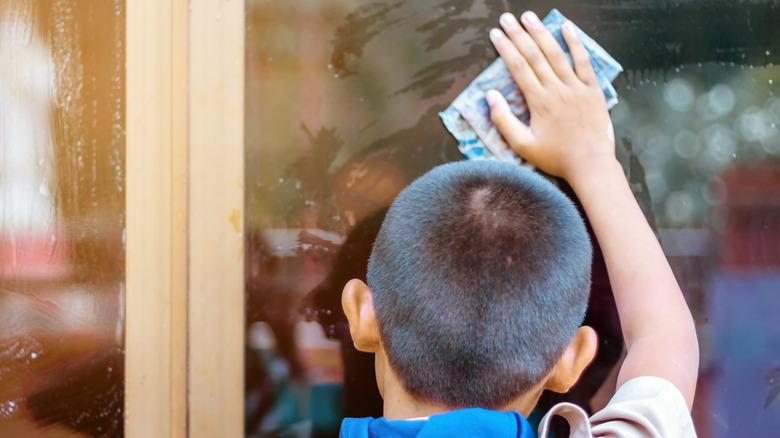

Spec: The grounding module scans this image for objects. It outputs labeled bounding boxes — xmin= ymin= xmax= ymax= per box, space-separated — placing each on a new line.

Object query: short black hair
xmin=367 ymin=160 xmax=592 ymax=409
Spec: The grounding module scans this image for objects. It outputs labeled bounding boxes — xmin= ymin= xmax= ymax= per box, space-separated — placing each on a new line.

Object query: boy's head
xmin=343 ymin=160 xmax=596 ymax=413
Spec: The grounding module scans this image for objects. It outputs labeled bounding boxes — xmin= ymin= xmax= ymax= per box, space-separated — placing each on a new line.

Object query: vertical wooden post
xmin=170 ymin=0 xmax=190 ymax=435
xmin=127 ymin=0 xmax=244 ymax=436
xmin=125 ymin=0 xmax=189 ymax=437
xmin=188 ymin=0 xmax=245 ymax=436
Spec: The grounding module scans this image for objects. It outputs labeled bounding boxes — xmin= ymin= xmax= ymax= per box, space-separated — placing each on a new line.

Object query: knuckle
xmin=577 ymin=55 xmax=592 ymax=68
xmin=561 ymin=92 xmax=577 ymax=107
xmin=522 ymin=48 xmax=542 ymax=65
xmin=534 ymin=98 xmax=551 ymax=113
xmin=550 ymin=51 xmax=570 ymax=68
xmin=489 ymin=106 xmax=503 ymax=122
xmin=505 ymin=55 xmax=526 ymax=72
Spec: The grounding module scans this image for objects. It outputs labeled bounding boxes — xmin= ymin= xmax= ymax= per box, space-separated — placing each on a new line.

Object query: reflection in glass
xmin=245 ymin=1 xmax=780 ymax=437
xmin=0 ymin=1 xmax=125 ymax=437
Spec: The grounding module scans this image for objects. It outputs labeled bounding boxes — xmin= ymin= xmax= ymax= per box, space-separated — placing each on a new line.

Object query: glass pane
xmin=245 ymin=1 xmax=780 ymax=437
xmin=0 ymin=1 xmax=125 ymax=437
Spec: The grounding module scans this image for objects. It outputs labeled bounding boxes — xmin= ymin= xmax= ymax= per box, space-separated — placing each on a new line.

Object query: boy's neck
xmin=376 ymin=348 xmax=546 ymax=420
xmin=381 ymin=385 xmax=451 ymax=421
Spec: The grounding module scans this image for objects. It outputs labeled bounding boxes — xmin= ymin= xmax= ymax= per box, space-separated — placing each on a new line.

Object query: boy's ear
xmin=544 ymin=326 xmax=598 ymax=393
xmin=341 ymin=279 xmax=381 ymax=353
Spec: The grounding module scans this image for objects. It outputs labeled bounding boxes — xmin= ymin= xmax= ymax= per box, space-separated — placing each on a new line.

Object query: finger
xmin=498 ymin=13 xmax=557 ymax=86
xmin=519 ymin=11 xmax=578 ymax=83
xmin=486 ymin=89 xmax=536 ymax=156
xmin=490 ymin=28 xmax=542 ymax=96
xmin=562 ymin=20 xmax=598 ymax=85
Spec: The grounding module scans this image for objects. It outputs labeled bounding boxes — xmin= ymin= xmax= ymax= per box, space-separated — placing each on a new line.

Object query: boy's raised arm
xmin=486 ymin=12 xmax=699 ymax=409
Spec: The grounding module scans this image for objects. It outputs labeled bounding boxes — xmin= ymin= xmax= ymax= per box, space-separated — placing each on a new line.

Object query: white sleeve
xmin=589 ymin=376 xmax=697 ymax=438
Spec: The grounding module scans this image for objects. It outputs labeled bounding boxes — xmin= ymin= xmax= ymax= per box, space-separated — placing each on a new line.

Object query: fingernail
xmin=489 ymin=28 xmax=503 ymax=42
xmin=485 ymin=90 xmax=498 ymax=105
xmin=521 ymin=11 xmax=540 ymax=27
xmin=499 ymin=13 xmax=520 ymax=29
xmin=563 ymin=20 xmax=576 ymax=34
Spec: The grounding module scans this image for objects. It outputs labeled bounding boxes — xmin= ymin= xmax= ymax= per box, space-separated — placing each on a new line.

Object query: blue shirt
xmin=340 ymin=408 xmax=536 ymax=438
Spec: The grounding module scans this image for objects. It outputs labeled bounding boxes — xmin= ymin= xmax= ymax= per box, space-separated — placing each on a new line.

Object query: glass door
xmin=244 ymin=1 xmax=780 ymax=437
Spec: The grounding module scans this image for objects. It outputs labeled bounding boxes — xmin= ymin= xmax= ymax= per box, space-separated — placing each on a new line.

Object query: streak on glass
xmin=0 ymin=1 xmax=125 ymax=437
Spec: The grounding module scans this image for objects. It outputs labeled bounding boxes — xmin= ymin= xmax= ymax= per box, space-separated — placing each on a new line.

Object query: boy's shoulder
xmin=539 ymin=377 xmax=696 ymax=438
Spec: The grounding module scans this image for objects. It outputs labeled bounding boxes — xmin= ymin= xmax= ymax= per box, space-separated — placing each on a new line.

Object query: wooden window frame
xmin=126 ymin=1 xmax=244 ymax=437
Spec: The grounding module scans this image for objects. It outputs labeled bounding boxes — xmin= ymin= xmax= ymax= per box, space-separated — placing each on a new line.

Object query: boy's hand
xmin=486 ymin=12 xmax=615 ymax=184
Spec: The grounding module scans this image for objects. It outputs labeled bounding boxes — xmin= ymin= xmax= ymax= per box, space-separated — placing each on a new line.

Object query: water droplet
xmin=770 ymin=79 xmax=774 ymax=85
xmin=767 ymin=50 xmax=771 ymax=56
xmin=278 ymin=177 xmax=284 ymax=183
xmin=731 ymin=153 xmax=736 ymax=158
xmin=327 ymin=64 xmax=332 ymax=69
xmin=334 ymin=74 xmax=339 ymax=78
xmin=31 ymin=352 xmax=37 ymax=359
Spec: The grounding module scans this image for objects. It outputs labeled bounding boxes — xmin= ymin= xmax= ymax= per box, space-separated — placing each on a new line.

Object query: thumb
xmin=486 ymin=89 xmax=536 ymax=158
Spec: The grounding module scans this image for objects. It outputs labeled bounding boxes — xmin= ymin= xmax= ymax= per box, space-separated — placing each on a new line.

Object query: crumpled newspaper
xmin=440 ymin=9 xmax=623 ymax=163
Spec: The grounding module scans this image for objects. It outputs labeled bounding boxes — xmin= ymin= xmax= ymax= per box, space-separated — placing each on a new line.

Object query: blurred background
xmin=1 ymin=0 xmax=778 ymax=437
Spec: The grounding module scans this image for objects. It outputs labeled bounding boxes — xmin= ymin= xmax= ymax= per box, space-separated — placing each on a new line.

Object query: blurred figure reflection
xmin=245 ymin=230 xmax=307 ymax=436
xmin=302 ymin=208 xmax=388 ymax=420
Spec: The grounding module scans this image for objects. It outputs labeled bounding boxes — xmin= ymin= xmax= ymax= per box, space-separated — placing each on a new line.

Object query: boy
xmin=339 ymin=11 xmax=698 ymax=437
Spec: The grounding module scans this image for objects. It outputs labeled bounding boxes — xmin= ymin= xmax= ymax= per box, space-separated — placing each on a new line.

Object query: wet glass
xmin=0 ymin=1 xmax=125 ymax=437
xmin=244 ymin=1 xmax=780 ymax=437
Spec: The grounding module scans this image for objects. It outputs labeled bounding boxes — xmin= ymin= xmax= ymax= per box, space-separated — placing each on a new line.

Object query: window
xmin=245 ymin=1 xmax=780 ymax=437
